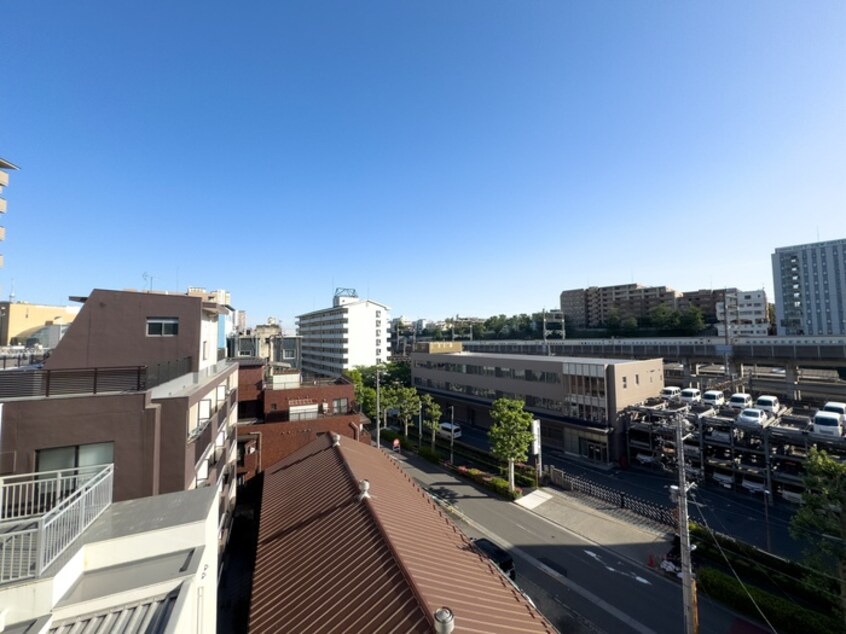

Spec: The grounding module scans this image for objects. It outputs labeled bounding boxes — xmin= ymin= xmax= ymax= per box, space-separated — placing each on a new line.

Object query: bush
xmin=418 ymin=446 xmax=441 ymax=464
xmin=698 ymin=568 xmax=842 ymax=634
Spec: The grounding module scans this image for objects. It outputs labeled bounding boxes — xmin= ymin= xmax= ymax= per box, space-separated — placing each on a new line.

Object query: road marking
xmin=460 ymin=514 xmax=658 ymax=634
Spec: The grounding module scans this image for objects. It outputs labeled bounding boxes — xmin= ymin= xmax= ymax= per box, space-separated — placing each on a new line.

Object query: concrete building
xmin=296 ymin=288 xmax=390 ymax=377
xmin=0 ymin=301 xmax=80 ymax=347
xmin=229 ymin=321 xmax=302 ymax=368
xmin=716 ymin=289 xmax=770 ymax=338
xmin=0 ymin=157 xmax=19 ymax=269
xmin=0 ymin=468 xmax=220 ymax=633
xmin=0 ymin=289 xmax=238 ymax=554
xmin=411 ymin=342 xmax=664 ymax=464
xmin=773 ymin=238 xmax=846 ymax=336
xmin=561 ymin=283 xmax=682 ymax=329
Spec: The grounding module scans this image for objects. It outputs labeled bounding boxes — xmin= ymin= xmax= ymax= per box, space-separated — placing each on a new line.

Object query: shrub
xmin=697 ymin=568 xmax=841 ymax=634
xmin=418 ymin=446 xmax=440 ymax=464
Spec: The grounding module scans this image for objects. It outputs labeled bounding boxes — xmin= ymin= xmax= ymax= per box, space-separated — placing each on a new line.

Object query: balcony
xmin=0 ymin=464 xmax=113 ymax=585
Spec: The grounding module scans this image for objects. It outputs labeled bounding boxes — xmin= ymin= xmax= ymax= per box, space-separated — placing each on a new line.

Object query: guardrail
xmin=0 ymin=464 xmax=113 ymax=584
xmin=545 ymin=465 xmax=676 ymax=528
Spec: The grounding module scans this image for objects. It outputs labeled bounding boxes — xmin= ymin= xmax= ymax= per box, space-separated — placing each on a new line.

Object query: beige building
xmin=561 ymin=283 xmax=683 ymax=329
xmin=0 ymin=157 xmax=19 ymax=269
xmin=411 ymin=342 xmax=664 ymax=464
xmin=0 ymin=301 xmax=80 ymax=346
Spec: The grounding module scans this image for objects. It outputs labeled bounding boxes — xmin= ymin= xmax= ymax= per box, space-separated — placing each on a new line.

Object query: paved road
xmin=390 ymin=448 xmax=769 ymax=634
xmin=454 ymin=423 xmax=805 ymax=561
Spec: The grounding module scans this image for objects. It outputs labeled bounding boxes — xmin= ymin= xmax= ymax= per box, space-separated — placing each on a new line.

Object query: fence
xmin=545 ymin=465 xmax=676 ymax=528
xmin=0 ymin=464 xmax=113 ymax=584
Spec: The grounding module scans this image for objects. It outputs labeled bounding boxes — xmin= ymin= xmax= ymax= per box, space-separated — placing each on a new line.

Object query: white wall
xmin=345 ymin=301 xmax=390 ymax=369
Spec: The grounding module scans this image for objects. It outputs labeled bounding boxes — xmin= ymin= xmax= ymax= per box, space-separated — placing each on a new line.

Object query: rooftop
xmin=249 ymin=434 xmax=554 ymax=633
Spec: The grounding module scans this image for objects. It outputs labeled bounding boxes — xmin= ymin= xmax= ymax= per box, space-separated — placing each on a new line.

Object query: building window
xmin=333 ymin=398 xmax=349 ymax=414
xmin=37 ymin=442 xmax=115 ymax=472
xmin=147 ymin=317 xmax=179 ymax=336
xmin=622 ymin=376 xmax=628 ymax=389
xmin=202 ymin=341 xmax=208 ymax=360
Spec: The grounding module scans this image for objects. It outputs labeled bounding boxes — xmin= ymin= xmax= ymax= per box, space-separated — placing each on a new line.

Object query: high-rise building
xmin=716 ymin=289 xmax=770 ymax=338
xmin=560 ymin=283 xmax=682 ymax=329
xmin=0 ymin=157 xmax=20 ymax=268
xmin=296 ymin=288 xmax=390 ymax=377
xmin=772 ymin=239 xmax=846 ymax=336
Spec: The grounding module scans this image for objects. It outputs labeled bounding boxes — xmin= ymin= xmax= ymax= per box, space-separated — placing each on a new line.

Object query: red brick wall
xmin=263 ymin=382 xmax=355 ymax=423
xmin=238 ymin=364 xmax=264 ymax=401
xmin=239 ymin=415 xmax=368 ymax=479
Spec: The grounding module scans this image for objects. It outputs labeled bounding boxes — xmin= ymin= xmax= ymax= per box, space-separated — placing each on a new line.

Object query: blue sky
xmin=1 ymin=2 xmax=844 ymax=330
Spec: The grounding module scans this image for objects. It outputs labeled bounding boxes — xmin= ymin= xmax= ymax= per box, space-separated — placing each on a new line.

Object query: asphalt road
xmin=391 ymin=449 xmax=769 ymax=634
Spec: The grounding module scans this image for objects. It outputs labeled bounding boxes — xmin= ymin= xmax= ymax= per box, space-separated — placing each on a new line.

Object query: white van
xmin=812 ymin=411 xmax=843 ymax=437
xmin=728 ymin=393 xmax=753 ymax=410
xmin=660 ymin=386 xmax=682 ymax=402
xmin=822 ymin=402 xmax=846 ymax=424
xmin=755 ymin=395 xmax=781 ymax=416
xmin=680 ymin=388 xmax=701 ymax=404
xmin=702 ymin=390 xmax=726 ymax=408
xmin=437 ymin=422 xmax=462 ymax=439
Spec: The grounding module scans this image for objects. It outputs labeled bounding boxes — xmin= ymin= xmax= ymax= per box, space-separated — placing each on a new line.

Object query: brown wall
xmin=239 ymin=415 xmax=365 ymax=477
xmin=263 ymin=382 xmax=355 ymax=423
xmin=0 ymin=393 xmax=161 ymax=501
xmin=44 ymin=289 xmax=202 ymax=371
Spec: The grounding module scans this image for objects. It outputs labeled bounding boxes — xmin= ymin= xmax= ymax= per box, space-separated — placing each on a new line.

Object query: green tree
xmin=488 ymin=398 xmax=535 ymax=493
xmin=604 ymin=308 xmax=622 ymax=333
xmin=648 ymin=304 xmax=680 ymax=331
xmin=421 ymin=394 xmax=442 ymax=452
xmin=679 ymin=306 xmax=705 ymax=335
xmin=394 ymin=386 xmax=421 ymax=438
xmin=621 ymin=316 xmax=639 ymax=334
xmin=789 ymin=447 xmax=846 ymax=628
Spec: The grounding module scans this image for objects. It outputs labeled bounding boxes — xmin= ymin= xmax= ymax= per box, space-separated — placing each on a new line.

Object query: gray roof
xmin=49 ymin=590 xmax=179 ymax=634
xmin=0 ymin=158 xmax=19 ymax=170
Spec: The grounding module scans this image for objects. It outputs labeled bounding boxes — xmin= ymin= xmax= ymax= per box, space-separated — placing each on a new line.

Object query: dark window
xmin=147 ymin=317 xmax=179 ymax=336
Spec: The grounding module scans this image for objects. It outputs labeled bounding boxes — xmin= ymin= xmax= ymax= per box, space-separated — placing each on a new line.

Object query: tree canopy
xmin=488 ymin=398 xmax=535 ymax=492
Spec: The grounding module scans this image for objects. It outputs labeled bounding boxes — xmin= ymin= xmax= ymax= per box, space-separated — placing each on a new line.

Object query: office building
xmin=773 ymin=238 xmax=846 ymax=336
xmin=296 ymin=288 xmax=390 ymax=377
xmin=411 ymin=342 xmax=664 ymax=464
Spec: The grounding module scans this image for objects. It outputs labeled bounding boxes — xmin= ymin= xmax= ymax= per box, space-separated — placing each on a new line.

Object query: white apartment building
xmin=773 ymin=238 xmax=846 ymax=336
xmin=297 ymin=290 xmax=391 ymax=376
xmin=716 ymin=289 xmax=770 ymax=338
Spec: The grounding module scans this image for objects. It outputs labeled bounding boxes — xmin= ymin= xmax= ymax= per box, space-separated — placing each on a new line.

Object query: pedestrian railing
xmin=545 ymin=465 xmax=676 ymax=528
xmin=0 ymin=464 xmax=113 ymax=584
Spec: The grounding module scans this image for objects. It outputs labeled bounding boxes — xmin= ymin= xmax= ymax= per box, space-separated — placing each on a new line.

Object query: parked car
xmin=472 ymin=537 xmax=516 ymax=580
xmin=755 ymin=395 xmax=781 ymax=415
xmin=812 ymin=410 xmax=843 ymax=437
xmin=680 ymin=388 xmax=702 ymax=404
xmin=736 ymin=408 xmax=768 ymax=427
xmin=702 ymin=390 xmax=726 ymax=408
xmin=661 ymin=386 xmax=682 ymax=402
xmin=821 ymin=401 xmax=846 ymax=425
xmin=437 ymin=422 xmax=462 ymax=439
xmin=728 ymin=393 xmax=753 ymax=410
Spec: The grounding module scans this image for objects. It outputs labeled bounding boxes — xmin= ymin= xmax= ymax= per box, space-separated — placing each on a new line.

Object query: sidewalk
xmin=515 ymin=487 xmax=673 ymax=570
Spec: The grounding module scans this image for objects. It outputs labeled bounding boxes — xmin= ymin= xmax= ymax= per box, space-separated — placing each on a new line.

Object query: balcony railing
xmin=0 ymin=357 xmax=192 ymax=399
xmin=0 ymin=464 xmax=113 ymax=585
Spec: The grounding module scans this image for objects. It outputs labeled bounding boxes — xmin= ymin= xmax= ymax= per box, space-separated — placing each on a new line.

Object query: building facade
xmin=0 ymin=289 xmax=239 ymax=553
xmin=0 ymin=301 xmax=80 ymax=347
xmin=411 ymin=342 xmax=664 ymax=464
xmin=0 ymin=157 xmax=19 ymax=269
xmin=773 ymin=238 xmax=846 ymax=336
xmin=296 ymin=289 xmax=390 ymax=377
xmin=561 ymin=283 xmax=683 ymax=330
xmin=715 ymin=289 xmax=769 ymax=338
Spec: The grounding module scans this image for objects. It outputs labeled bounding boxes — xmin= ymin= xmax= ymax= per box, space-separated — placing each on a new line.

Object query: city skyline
xmin=1 ymin=2 xmax=844 ymax=330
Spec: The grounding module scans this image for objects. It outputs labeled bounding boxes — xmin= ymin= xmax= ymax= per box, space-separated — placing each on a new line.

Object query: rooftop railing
xmin=0 ymin=464 xmax=113 ymax=584
xmin=0 ymin=357 xmax=192 ymax=399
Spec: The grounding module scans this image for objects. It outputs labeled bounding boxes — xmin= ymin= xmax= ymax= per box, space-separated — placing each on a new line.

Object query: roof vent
xmin=331 ymin=433 xmax=341 ymax=447
xmin=358 ymin=479 xmax=371 ymax=501
xmin=433 ymin=607 xmax=455 ymax=633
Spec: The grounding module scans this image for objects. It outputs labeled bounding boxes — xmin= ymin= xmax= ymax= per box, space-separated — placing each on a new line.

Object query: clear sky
xmin=1 ymin=2 xmax=844 ymax=331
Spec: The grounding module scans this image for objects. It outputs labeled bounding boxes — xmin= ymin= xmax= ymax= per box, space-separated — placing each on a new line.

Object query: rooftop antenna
xmin=142 ymin=272 xmax=154 ymax=292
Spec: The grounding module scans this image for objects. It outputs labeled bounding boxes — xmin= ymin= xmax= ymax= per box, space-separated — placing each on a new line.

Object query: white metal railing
xmin=0 ymin=464 xmax=113 ymax=584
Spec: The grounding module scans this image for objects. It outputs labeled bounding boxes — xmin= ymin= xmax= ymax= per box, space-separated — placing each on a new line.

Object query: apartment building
xmin=561 ymin=283 xmax=682 ymax=329
xmin=0 ymin=157 xmax=19 ymax=269
xmin=229 ymin=320 xmax=302 ymax=368
xmin=411 ymin=342 xmax=664 ymax=464
xmin=716 ymin=289 xmax=770 ymax=338
xmin=773 ymin=238 xmax=846 ymax=336
xmin=296 ymin=288 xmax=390 ymax=377
xmin=0 ymin=289 xmax=238 ymax=552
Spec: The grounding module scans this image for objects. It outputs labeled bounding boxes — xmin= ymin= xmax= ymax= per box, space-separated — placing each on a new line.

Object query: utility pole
xmin=672 ymin=413 xmax=699 ymax=634
xmin=376 ymin=367 xmax=381 ymax=449
xmin=449 ymin=405 xmax=455 ymax=465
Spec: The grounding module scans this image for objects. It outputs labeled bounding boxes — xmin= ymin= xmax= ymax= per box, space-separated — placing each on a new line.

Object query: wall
xmin=0 ymin=392 xmax=161 ymax=501
xmin=263 ymin=381 xmax=354 ymax=423
xmin=0 ymin=302 xmax=79 ymax=346
xmin=44 ymin=290 xmax=203 ymax=372
xmin=236 ymin=361 xmax=264 ymax=419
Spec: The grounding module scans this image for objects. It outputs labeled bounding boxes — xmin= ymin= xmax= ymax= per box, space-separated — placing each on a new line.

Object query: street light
xmin=418 ymin=401 xmax=423 ymax=450
xmin=763 ymin=489 xmax=772 ymax=552
xmin=449 ymin=405 xmax=455 ymax=465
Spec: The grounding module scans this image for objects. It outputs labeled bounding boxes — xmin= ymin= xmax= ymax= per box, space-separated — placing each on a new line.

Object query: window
xmin=333 ymin=398 xmax=349 ymax=414
xmin=622 ymin=376 xmax=628 ymax=389
xmin=147 ymin=317 xmax=179 ymax=336
xmin=37 ymin=442 xmax=114 ymax=472
xmin=202 ymin=341 xmax=208 ymax=360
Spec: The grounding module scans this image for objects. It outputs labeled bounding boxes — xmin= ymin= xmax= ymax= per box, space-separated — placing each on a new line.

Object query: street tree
xmin=394 ymin=386 xmax=421 ymax=438
xmin=789 ymin=447 xmax=846 ymax=627
xmin=488 ymin=398 xmax=535 ymax=493
xmin=421 ymin=394 xmax=442 ymax=452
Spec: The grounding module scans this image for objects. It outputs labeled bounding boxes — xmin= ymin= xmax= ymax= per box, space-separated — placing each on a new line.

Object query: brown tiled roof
xmin=249 ymin=435 xmax=556 ymax=634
